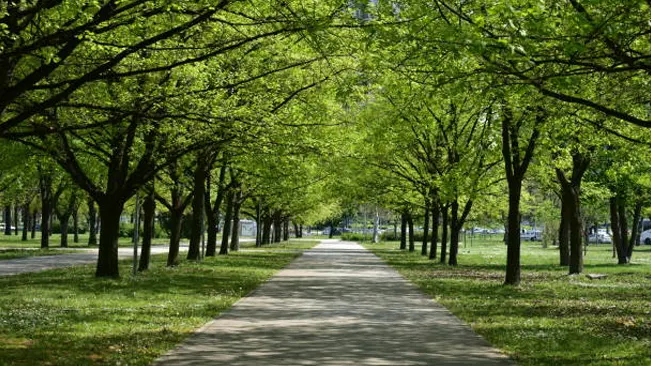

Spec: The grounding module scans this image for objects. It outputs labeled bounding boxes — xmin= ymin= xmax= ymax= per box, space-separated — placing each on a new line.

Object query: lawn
xmin=364 ymin=236 xmax=651 ymax=366
xmin=0 ymin=250 xmax=301 ymax=365
xmin=0 ymin=248 xmax=79 ymax=260
xmin=240 ymin=239 xmax=320 ymax=250
xmin=0 ymin=233 xmax=168 ymax=249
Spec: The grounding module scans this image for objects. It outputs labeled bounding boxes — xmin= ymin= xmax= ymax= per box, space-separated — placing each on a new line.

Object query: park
xmin=1 ymin=1 xmax=651 ymax=365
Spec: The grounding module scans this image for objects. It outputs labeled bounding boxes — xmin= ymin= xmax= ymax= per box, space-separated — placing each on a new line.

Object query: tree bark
xmin=273 ymin=212 xmax=282 ymax=243
xmin=188 ymin=154 xmax=209 ymax=261
xmin=283 ymin=218 xmax=289 ymax=242
xmin=440 ymin=204 xmax=449 ymax=264
xmin=262 ymin=213 xmax=271 ymax=245
xmin=39 ymin=178 xmax=51 ymax=248
xmin=219 ymin=191 xmax=234 ymax=255
xmin=87 ymin=197 xmax=98 ymax=246
xmin=59 ymin=213 xmax=70 ymax=248
xmin=504 ymin=179 xmax=523 ymax=285
xmin=448 ymin=199 xmax=473 ymax=266
xmin=72 ymin=203 xmax=80 ymax=243
xmin=558 ymin=193 xmax=570 ymax=266
xmin=255 ymin=201 xmax=262 ymax=247
xmin=167 ymin=206 xmax=184 ymax=266
xmin=609 ymin=197 xmax=626 ymax=264
xmin=4 ymin=205 xmax=12 ymax=235
xmin=230 ymin=190 xmax=242 ymax=252
xmin=31 ymin=211 xmax=37 ymax=239
xmin=400 ymin=212 xmax=407 ymax=250
xmin=421 ymin=202 xmax=430 ymax=256
xmin=205 ymin=163 xmax=227 ymax=256
xmin=429 ymin=197 xmax=439 ymax=260
xmin=617 ymin=197 xmax=631 ymax=263
xmin=13 ymin=205 xmax=18 ymax=235
xmin=21 ymin=204 xmax=29 ymax=241
xmin=95 ymin=199 xmax=124 ymax=277
xmin=407 ymin=212 xmax=415 ymax=252
xmin=138 ymin=188 xmax=155 ymax=271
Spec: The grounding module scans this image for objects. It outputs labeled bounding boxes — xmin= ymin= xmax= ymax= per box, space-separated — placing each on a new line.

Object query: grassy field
xmin=0 ymin=248 xmax=79 ymax=260
xmin=365 ymin=236 xmax=651 ymax=366
xmin=0 ymin=233 xmax=168 ymax=249
xmin=0 ymin=250 xmax=303 ymax=365
xmin=240 ymin=239 xmax=320 ymax=250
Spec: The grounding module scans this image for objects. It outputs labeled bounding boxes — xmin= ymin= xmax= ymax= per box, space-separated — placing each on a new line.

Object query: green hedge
xmin=381 ymin=231 xmax=425 ymax=242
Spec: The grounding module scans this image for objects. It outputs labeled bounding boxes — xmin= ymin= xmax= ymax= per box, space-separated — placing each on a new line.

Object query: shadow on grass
xmin=0 ymin=251 xmax=300 ymax=366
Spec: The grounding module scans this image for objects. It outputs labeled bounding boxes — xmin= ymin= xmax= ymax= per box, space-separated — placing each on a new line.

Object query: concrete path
xmin=155 ymin=240 xmax=513 ymax=366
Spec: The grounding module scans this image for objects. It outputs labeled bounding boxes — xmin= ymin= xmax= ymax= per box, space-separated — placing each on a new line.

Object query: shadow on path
xmin=155 ymin=240 xmax=513 ymax=366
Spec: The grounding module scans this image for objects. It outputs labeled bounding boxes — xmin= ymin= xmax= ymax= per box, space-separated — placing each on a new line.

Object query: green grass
xmin=365 ymin=238 xmax=651 ymax=366
xmin=0 ymin=248 xmax=80 ymax=260
xmin=240 ymin=239 xmax=320 ymax=250
xmin=0 ymin=233 xmax=168 ymax=249
xmin=0 ymin=250 xmax=301 ymax=365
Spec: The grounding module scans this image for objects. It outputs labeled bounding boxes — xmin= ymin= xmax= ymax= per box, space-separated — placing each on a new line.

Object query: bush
xmin=118 ymin=222 xmax=168 ymax=239
xmin=341 ymin=232 xmax=372 ymax=241
xmin=381 ymin=231 xmax=425 ymax=242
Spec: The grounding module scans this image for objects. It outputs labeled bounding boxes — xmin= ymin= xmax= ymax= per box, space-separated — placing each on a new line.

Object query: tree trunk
xmin=13 ymin=205 xmax=18 ymax=235
xmin=4 ymin=205 xmax=12 ymax=235
xmin=504 ymin=180 xmax=523 ymax=285
xmin=274 ymin=213 xmax=283 ymax=243
xmin=372 ymin=208 xmax=380 ymax=243
xmin=400 ymin=213 xmax=407 ymax=250
xmin=566 ymin=187 xmax=583 ymax=274
xmin=205 ymin=200 xmax=218 ymax=257
xmin=262 ymin=214 xmax=271 ymax=245
xmin=60 ymin=213 xmax=70 ymax=248
xmin=299 ymin=224 xmax=303 ymax=238
xmin=21 ymin=204 xmax=29 ymax=241
xmin=429 ymin=199 xmax=439 ymax=260
xmin=38 ymin=172 xmax=53 ymax=248
xmin=87 ymin=197 xmax=98 ymax=246
xmin=421 ymin=203 xmax=430 ymax=256
xmin=230 ymin=191 xmax=242 ymax=252
xmin=407 ymin=212 xmax=415 ymax=252
xmin=31 ymin=211 xmax=37 ymax=239
xmin=293 ymin=222 xmax=299 ymax=239
xmin=219 ymin=192 xmax=234 ymax=255
xmin=440 ymin=204 xmax=449 ymax=264
xmin=558 ymin=193 xmax=570 ymax=266
xmin=283 ymin=218 xmax=289 ymax=242
xmin=138 ymin=189 xmax=155 ymax=271
xmin=167 ymin=207 xmax=184 ymax=266
xmin=95 ymin=200 xmax=124 ymax=277
xmin=609 ymin=197 xmax=626 ymax=264
xmin=72 ymin=204 xmax=80 ymax=243
xmin=188 ymin=158 xmax=208 ymax=261
xmin=255 ymin=201 xmax=262 ymax=247
xmin=205 ymin=164 xmax=227 ymax=256
xmin=449 ymin=200 xmax=460 ymax=266
xmin=628 ymin=199 xmax=642 ymax=257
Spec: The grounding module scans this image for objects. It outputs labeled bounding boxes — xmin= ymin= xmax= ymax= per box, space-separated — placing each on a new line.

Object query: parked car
xmin=588 ymin=232 xmax=612 ymax=244
xmin=520 ymin=230 xmax=542 ymax=241
xmin=640 ymin=229 xmax=651 ymax=245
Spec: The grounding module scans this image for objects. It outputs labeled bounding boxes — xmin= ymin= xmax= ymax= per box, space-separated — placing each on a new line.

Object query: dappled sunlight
xmin=155 ymin=241 xmax=512 ymax=366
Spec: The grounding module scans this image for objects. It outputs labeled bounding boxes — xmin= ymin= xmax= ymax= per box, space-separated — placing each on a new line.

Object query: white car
xmin=520 ymin=230 xmax=542 ymax=241
xmin=588 ymin=232 xmax=611 ymax=244
xmin=640 ymin=229 xmax=651 ymax=245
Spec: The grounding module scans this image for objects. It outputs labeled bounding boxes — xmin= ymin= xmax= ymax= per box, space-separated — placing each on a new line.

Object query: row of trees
xmin=0 ymin=1 xmax=366 ymax=277
xmin=3 ymin=1 xmax=651 ymax=286
xmin=334 ymin=0 xmax=651 ymax=285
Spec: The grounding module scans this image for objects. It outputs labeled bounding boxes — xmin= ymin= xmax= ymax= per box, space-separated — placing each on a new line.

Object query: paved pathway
xmin=155 ymin=240 xmax=513 ymax=366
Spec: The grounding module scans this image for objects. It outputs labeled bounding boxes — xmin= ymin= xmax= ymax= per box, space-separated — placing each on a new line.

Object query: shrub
xmin=381 ymin=231 xmax=425 ymax=242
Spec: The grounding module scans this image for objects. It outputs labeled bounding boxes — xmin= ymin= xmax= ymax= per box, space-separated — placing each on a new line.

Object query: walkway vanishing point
xmin=155 ymin=240 xmax=513 ymax=366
